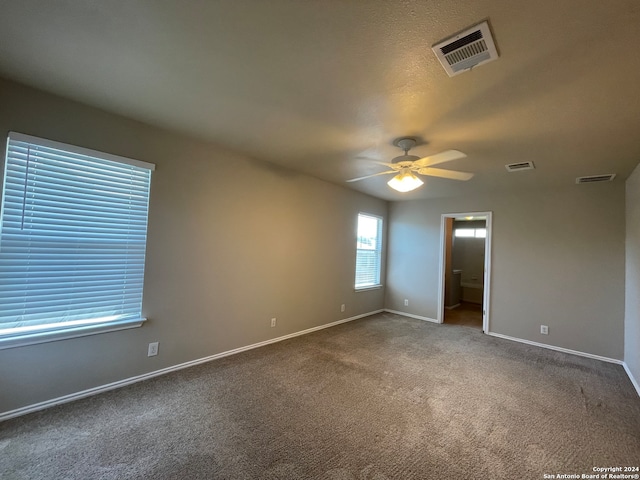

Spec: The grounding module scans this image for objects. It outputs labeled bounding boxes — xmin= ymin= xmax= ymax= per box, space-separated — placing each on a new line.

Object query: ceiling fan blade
xmin=354 ymin=156 xmax=402 ymax=170
xmin=414 ymin=150 xmax=467 ymax=167
xmin=371 ymin=161 xmax=402 ymax=169
xmin=417 ymin=167 xmax=474 ymax=181
xmin=346 ymin=170 xmax=397 ymax=183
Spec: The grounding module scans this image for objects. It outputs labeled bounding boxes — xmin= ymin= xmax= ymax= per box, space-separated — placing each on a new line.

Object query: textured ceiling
xmin=1 ymin=0 xmax=639 ymax=201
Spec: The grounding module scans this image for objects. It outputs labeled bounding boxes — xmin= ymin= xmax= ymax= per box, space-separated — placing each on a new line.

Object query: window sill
xmin=354 ymin=285 xmax=383 ymax=292
xmin=0 ymin=318 xmax=146 ymax=350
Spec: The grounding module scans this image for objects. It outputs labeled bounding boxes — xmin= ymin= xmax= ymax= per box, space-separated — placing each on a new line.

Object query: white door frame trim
xmin=437 ymin=211 xmax=493 ymax=333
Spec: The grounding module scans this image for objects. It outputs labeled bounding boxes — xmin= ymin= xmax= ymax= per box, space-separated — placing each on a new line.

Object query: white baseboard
xmin=487 ymin=332 xmax=623 ymax=365
xmin=0 ymin=309 xmax=383 ymax=422
xmin=384 ymin=309 xmax=439 ymax=324
xmin=622 ymin=362 xmax=640 ymax=397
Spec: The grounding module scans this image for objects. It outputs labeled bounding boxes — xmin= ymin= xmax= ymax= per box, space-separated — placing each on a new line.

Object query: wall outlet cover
xmin=148 ymin=342 xmax=159 ymax=357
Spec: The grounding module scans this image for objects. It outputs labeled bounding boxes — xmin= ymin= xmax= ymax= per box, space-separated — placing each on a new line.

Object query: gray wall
xmin=386 ymin=185 xmax=625 ymax=359
xmin=625 ymin=164 xmax=640 ymax=387
xmin=0 ymin=78 xmax=387 ymax=413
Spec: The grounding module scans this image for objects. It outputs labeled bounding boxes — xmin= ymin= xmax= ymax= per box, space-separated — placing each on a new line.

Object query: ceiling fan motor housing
xmin=394 ymin=137 xmax=417 ymax=152
xmin=392 ymin=154 xmax=420 ymax=164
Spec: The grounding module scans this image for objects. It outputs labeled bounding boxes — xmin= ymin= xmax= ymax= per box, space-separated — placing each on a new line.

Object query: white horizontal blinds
xmin=355 ymin=213 xmax=382 ymax=288
xmin=0 ymin=133 xmax=154 ymax=336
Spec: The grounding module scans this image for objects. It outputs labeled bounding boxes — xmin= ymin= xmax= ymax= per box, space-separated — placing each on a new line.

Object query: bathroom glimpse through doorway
xmin=437 ymin=212 xmax=492 ymax=333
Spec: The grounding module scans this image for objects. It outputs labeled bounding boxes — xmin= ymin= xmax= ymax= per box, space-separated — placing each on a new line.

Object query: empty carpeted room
xmin=1 ymin=1 xmax=640 ymax=479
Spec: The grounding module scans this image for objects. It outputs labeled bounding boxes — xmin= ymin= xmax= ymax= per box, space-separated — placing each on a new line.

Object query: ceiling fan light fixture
xmin=387 ymin=170 xmax=424 ymax=193
xmin=345 ymin=140 xmax=468 ymax=189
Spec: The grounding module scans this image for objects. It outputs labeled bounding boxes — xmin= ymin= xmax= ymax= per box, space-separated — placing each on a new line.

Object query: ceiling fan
xmin=347 ymin=138 xmax=474 ymax=192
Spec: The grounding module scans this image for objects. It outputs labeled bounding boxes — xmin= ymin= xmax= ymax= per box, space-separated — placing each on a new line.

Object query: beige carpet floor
xmin=1 ymin=312 xmax=639 ymax=479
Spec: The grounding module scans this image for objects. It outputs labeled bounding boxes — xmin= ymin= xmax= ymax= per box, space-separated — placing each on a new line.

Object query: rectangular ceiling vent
xmin=576 ymin=174 xmax=616 ymax=184
xmin=505 ymin=161 xmax=535 ymax=172
xmin=432 ymin=21 xmax=499 ymax=77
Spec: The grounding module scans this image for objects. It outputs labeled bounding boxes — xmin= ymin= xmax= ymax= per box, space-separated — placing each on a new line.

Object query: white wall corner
xmin=623 ymin=362 xmax=640 ymax=397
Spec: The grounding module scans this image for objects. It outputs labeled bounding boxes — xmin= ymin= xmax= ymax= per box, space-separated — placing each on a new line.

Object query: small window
xmin=455 ymin=227 xmax=486 ymax=238
xmin=355 ymin=213 xmax=383 ymax=289
xmin=0 ymin=132 xmax=155 ymax=349
xmin=454 ymin=228 xmax=475 ymax=238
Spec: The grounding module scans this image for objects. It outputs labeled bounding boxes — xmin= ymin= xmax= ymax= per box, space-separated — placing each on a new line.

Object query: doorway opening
xmin=437 ymin=212 xmax=492 ymax=333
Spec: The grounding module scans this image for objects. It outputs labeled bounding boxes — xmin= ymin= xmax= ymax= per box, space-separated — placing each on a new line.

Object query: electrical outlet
xmin=540 ymin=325 xmax=549 ymax=335
xmin=271 ymin=318 xmax=277 ymax=328
xmin=340 ymin=304 xmax=345 ymax=312
xmin=404 ymin=299 xmax=409 ymax=307
xmin=148 ymin=342 xmax=159 ymax=357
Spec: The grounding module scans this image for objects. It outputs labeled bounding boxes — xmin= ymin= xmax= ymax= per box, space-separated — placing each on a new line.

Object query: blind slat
xmin=0 ymin=133 xmax=154 ymax=333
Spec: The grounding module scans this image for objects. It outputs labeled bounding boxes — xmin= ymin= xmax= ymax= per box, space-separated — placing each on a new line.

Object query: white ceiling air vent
xmin=432 ymin=21 xmax=499 ymax=77
xmin=506 ymin=161 xmax=535 ymax=172
xmin=576 ymin=174 xmax=616 ymax=184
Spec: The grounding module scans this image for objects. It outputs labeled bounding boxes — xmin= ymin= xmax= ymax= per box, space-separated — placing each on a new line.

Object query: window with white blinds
xmin=0 ymin=132 xmax=155 ymax=348
xmin=355 ymin=213 xmax=383 ymax=289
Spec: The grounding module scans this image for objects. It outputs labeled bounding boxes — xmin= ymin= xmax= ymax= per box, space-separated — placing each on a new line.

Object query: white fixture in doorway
xmin=437 ymin=211 xmax=492 ymax=333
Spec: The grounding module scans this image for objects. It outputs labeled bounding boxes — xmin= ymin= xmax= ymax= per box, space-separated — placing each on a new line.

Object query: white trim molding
xmin=384 ymin=309 xmax=438 ymax=323
xmin=0 ymin=318 xmax=146 ymax=350
xmin=487 ymin=332 xmax=623 ymax=365
xmin=0 ymin=310 xmax=383 ymax=422
xmin=622 ymin=362 xmax=640 ymax=397
xmin=354 ymin=285 xmax=383 ymax=292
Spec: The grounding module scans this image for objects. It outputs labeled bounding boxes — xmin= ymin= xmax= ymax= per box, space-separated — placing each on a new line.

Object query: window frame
xmin=354 ymin=212 xmax=383 ymax=291
xmin=0 ymin=132 xmax=154 ymax=350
